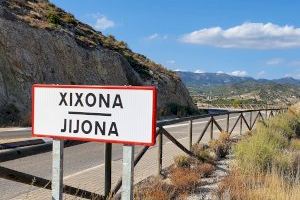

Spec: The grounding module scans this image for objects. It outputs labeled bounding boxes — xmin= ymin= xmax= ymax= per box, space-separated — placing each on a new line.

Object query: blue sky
xmin=50 ymin=0 xmax=300 ymax=79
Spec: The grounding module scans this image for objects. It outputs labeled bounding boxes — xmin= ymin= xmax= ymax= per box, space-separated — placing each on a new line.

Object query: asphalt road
xmin=0 ymin=128 xmax=31 ymax=140
xmin=0 ymin=112 xmax=260 ymax=200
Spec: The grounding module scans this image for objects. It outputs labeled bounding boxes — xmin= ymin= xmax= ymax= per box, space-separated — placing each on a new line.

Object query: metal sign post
xmin=121 ymin=145 xmax=134 ymax=200
xmin=52 ymin=139 xmax=64 ymax=200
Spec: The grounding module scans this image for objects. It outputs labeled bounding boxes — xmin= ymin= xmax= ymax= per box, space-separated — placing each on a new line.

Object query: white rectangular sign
xmin=32 ymin=84 xmax=157 ymax=146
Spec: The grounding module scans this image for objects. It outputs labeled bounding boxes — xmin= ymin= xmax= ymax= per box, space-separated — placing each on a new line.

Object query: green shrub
xmin=234 ymin=129 xmax=285 ymax=173
xmin=46 ymin=10 xmax=60 ymax=25
xmin=174 ymin=155 xmax=190 ymax=168
xmin=0 ymin=103 xmax=20 ymax=126
xmin=63 ymin=13 xmax=76 ymax=25
xmin=266 ymin=113 xmax=299 ymax=139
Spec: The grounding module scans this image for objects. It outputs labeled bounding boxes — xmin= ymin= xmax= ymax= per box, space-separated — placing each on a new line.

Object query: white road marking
xmin=64 ymin=163 xmax=104 ymax=180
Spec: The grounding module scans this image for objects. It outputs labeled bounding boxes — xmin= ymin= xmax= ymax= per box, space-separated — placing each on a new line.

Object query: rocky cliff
xmin=0 ymin=0 xmax=196 ymax=125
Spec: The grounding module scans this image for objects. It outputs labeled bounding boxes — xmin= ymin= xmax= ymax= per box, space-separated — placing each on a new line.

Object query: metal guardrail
xmin=0 ymin=107 xmax=286 ymax=199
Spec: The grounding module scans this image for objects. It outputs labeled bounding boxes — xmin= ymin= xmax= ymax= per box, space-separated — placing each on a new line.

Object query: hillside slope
xmin=0 ymin=0 xmax=196 ymax=125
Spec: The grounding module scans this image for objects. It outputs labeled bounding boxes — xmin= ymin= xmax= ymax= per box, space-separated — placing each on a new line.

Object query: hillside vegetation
xmin=178 ymin=72 xmax=300 ymax=105
xmin=218 ymin=105 xmax=300 ymax=199
xmin=4 ymin=0 xmax=177 ymax=80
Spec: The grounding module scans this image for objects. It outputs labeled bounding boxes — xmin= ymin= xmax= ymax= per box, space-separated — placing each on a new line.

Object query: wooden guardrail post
xmin=210 ymin=116 xmax=214 ymax=140
xmin=104 ymin=143 xmax=112 ymax=198
xmin=157 ymin=128 xmax=163 ymax=176
xmin=226 ymin=113 xmax=230 ymax=133
xmin=189 ymin=120 xmax=193 ymax=151
xmin=250 ymin=111 xmax=252 ymax=129
xmin=240 ymin=112 xmax=243 ymax=135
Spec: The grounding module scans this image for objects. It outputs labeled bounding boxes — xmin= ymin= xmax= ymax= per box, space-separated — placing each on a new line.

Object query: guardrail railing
xmin=0 ymin=107 xmax=287 ymax=199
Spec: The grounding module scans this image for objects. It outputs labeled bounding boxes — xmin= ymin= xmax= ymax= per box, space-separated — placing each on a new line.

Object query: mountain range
xmin=177 ymin=71 xmax=300 ymax=87
xmin=176 ymin=71 xmax=300 ymax=104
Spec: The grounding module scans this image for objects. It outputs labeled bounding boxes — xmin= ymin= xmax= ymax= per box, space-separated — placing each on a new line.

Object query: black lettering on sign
xmin=70 ymin=93 xmax=73 ymax=106
xmin=75 ymin=93 xmax=84 ymax=107
xmin=108 ymin=122 xmax=118 ymax=136
xmin=61 ymin=119 xmax=67 ymax=132
xmin=82 ymin=120 xmax=92 ymax=134
xmin=59 ymin=92 xmax=68 ymax=106
xmin=95 ymin=121 xmax=106 ymax=135
xmin=73 ymin=120 xmax=79 ymax=133
xmin=99 ymin=94 xmax=110 ymax=108
xmin=112 ymin=94 xmax=123 ymax=109
xmin=86 ymin=93 xmax=96 ymax=107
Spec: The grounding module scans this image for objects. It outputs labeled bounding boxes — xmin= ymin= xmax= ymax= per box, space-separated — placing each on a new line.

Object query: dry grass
xmin=170 ymin=167 xmax=201 ymax=193
xmin=134 ymin=179 xmax=174 ymax=200
xmin=195 ymin=163 xmax=215 ymax=178
xmin=217 ymin=168 xmax=300 ymax=200
xmin=209 ymin=132 xmax=231 ymax=160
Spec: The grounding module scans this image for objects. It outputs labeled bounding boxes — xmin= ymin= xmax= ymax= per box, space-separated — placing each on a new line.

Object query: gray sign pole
xmin=52 ymin=139 xmax=64 ymax=200
xmin=121 ymin=145 xmax=134 ymax=200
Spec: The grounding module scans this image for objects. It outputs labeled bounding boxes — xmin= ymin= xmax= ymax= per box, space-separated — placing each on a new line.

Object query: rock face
xmin=0 ymin=0 xmax=195 ymax=125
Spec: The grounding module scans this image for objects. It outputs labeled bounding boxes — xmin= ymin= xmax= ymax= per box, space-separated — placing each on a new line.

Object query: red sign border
xmin=32 ymin=84 xmax=157 ymax=146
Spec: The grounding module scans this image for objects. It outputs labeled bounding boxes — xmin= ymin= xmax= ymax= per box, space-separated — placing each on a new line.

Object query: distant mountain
xmin=177 ymin=72 xmax=255 ymax=87
xmin=176 ymin=71 xmax=300 ymax=104
xmin=273 ymin=77 xmax=300 ymax=86
xmin=176 ymin=71 xmax=300 ymax=87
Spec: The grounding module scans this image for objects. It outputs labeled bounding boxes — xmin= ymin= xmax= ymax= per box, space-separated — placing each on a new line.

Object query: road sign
xmin=32 ymin=84 xmax=157 ymax=146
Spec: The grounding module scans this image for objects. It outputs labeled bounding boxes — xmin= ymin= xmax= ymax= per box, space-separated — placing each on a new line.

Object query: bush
xmin=0 ymin=103 xmax=21 ymax=126
xmin=170 ymin=167 xmax=200 ymax=192
xmin=46 ymin=10 xmax=60 ymax=25
xmin=209 ymin=132 xmax=231 ymax=159
xmin=134 ymin=180 xmax=174 ymax=200
xmin=291 ymin=139 xmax=300 ymax=150
xmin=195 ymin=163 xmax=215 ymax=178
xmin=266 ymin=112 xmax=299 ymax=140
xmin=174 ymin=155 xmax=190 ymax=168
xmin=192 ymin=144 xmax=215 ymax=163
xmin=234 ymin=111 xmax=299 ymax=174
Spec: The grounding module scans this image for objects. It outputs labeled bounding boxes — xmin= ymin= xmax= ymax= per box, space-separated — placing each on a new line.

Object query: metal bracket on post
xmin=104 ymin=143 xmax=112 ymax=198
xmin=52 ymin=139 xmax=64 ymax=200
xmin=122 ymin=145 xmax=134 ymax=200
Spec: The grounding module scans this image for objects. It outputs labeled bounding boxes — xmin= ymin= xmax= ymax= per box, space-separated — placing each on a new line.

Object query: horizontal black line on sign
xmin=68 ymin=111 xmax=112 ymax=117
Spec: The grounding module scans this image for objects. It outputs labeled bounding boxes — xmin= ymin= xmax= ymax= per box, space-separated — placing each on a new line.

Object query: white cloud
xmin=147 ymin=33 xmax=159 ymax=40
xmin=230 ymin=70 xmax=248 ymax=77
xmin=94 ymin=15 xmax=115 ymax=31
xmin=146 ymin=33 xmax=168 ymax=40
xmin=216 ymin=71 xmax=224 ymax=74
xmin=266 ymin=58 xmax=284 ymax=65
xmin=194 ymin=69 xmax=205 ymax=73
xmin=180 ymin=22 xmax=300 ymax=49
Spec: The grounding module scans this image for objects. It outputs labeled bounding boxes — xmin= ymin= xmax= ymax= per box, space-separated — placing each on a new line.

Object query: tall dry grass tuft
xmin=134 ymin=179 xmax=175 ymax=200
xmin=217 ymin=168 xmax=300 ymax=200
xmin=217 ymin=107 xmax=300 ymax=199
xmin=170 ymin=167 xmax=201 ymax=193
